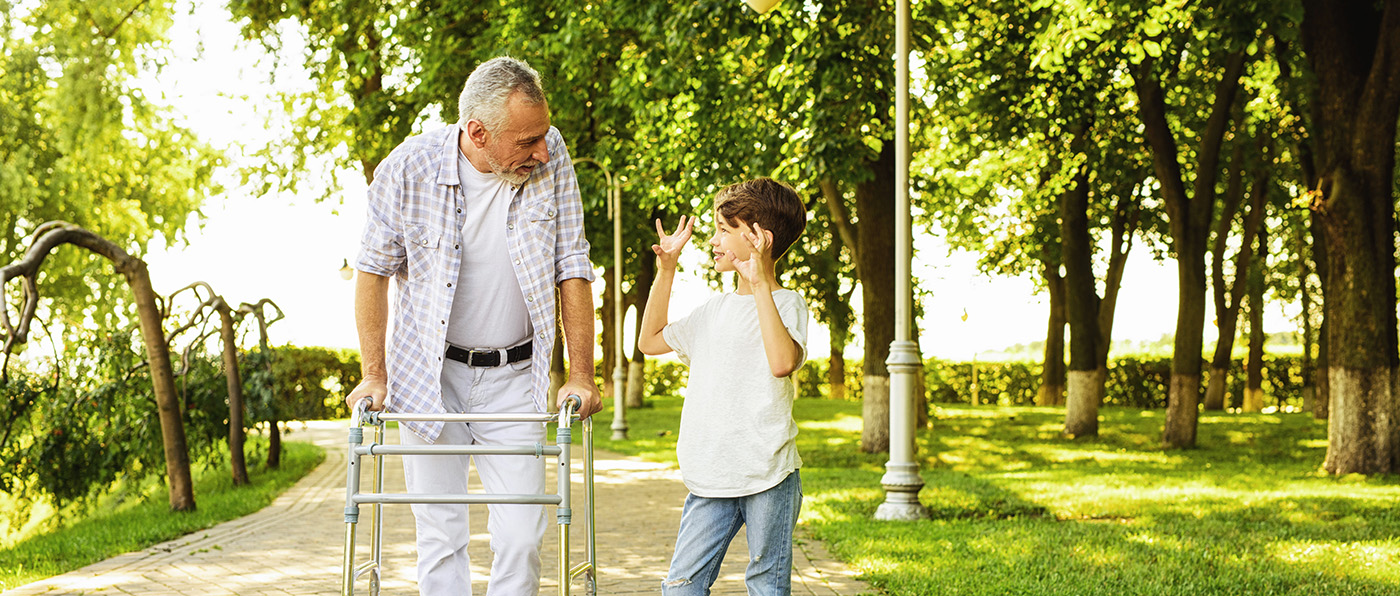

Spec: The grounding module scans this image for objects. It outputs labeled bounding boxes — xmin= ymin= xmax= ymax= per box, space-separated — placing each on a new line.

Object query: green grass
xmin=0 ymin=438 xmax=325 ymax=590
xmin=598 ymin=398 xmax=1400 ymax=596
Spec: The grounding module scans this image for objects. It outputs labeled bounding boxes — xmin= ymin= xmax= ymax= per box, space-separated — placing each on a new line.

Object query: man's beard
xmin=488 ymin=153 xmax=541 ymax=186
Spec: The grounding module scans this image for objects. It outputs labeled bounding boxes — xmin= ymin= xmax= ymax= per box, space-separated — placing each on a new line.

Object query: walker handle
xmin=560 ymin=394 xmax=583 ymax=421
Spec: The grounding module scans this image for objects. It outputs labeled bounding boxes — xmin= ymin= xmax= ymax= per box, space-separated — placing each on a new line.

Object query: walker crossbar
xmin=341 ymin=397 xmax=596 ymax=596
xmin=356 ymin=444 xmax=561 ymax=457
xmin=369 ymin=411 xmax=558 ymax=423
xmin=352 ymin=493 xmax=562 ymax=505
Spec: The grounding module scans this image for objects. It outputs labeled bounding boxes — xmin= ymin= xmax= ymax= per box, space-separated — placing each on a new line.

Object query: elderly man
xmin=346 ymin=56 xmax=603 ymax=595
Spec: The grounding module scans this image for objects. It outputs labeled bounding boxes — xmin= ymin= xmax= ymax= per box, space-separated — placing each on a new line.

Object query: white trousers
xmin=402 ymin=358 xmax=546 ymax=596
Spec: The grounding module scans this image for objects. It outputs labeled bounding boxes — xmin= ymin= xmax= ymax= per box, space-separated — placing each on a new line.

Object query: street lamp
xmin=741 ymin=0 xmax=927 ymax=519
xmin=339 ymin=258 xmax=354 ymax=281
xmin=573 ymin=157 xmax=629 ymax=440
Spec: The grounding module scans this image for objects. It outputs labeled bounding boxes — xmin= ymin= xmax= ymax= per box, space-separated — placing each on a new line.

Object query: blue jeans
xmin=662 ymin=471 xmax=802 ymax=596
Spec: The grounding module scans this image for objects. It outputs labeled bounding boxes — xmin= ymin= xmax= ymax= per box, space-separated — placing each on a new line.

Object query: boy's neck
xmin=732 ymin=266 xmax=779 ymax=296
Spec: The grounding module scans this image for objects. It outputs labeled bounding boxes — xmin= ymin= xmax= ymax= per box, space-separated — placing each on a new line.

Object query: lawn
xmin=595 ymin=398 xmax=1400 ymax=596
xmin=0 ymin=438 xmax=324 ymax=591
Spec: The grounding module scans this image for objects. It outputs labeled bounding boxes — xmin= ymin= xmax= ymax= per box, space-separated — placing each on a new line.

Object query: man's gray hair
xmin=457 ymin=56 xmax=546 ymax=133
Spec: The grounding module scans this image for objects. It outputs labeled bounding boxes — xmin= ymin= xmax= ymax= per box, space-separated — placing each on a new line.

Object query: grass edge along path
xmin=0 ymin=437 xmax=324 ymax=591
xmin=596 ymin=397 xmax=1400 ymax=596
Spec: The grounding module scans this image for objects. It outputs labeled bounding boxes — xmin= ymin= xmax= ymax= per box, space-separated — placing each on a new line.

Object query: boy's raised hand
xmin=652 ymin=215 xmax=694 ymax=270
xmin=732 ymin=222 xmax=776 ymax=288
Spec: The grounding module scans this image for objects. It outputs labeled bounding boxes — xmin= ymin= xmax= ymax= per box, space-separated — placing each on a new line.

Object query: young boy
xmin=637 ymin=177 xmax=810 ymax=596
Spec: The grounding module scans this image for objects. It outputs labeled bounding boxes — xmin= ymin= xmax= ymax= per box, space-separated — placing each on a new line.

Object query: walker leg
xmin=343 ymin=424 xmax=365 ymax=596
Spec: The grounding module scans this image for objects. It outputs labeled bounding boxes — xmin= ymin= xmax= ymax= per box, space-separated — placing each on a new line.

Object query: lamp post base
xmin=875 ymin=464 xmax=928 ymax=521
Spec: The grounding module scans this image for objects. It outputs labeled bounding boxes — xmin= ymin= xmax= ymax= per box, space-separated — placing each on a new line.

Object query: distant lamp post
xmin=339 ymin=259 xmax=354 ymax=281
xmin=573 ymin=157 xmax=628 ymax=440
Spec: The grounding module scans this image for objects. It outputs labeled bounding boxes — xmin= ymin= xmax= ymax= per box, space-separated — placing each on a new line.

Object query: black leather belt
xmin=445 ymin=342 xmax=532 ymax=367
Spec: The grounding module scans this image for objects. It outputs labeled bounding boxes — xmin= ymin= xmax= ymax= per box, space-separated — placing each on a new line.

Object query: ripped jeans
xmin=661 ymin=471 xmax=802 ymax=596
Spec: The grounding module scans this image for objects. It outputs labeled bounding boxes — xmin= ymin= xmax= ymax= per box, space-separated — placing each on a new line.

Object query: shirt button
xmin=441 ymin=320 xmax=446 ymax=325
xmin=546 ymin=210 xmax=555 ymax=217
xmin=514 ymin=259 xmax=521 ymax=266
xmin=456 ymin=208 xmax=462 ymax=213
xmin=527 ymin=295 xmax=534 ymax=302
xmin=447 ymin=283 xmax=452 ymax=287
xmin=454 ymin=244 xmax=460 ymax=250
xmin=508 ymin=224 xmax=514 ymax=230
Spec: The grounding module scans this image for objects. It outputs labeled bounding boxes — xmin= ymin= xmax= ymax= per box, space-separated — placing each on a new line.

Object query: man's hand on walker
xmin=558 ymin=378 xmax=603 ymax=420
xmin=346 ymin=376 xmax=388 ymax=412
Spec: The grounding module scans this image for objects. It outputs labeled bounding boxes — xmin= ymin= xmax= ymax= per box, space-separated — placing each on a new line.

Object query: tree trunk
xmin=856 ymin=142 xmax=896 ymax=453
xmin=626 ymin=246 xmax=656 ymax=409
xmin=1039 ymin=259 xmax=1066 ymax=407
xmin=218 ymin=304 xmax=249 ymax=486
xmin=549 ymin=297 xmax=565 ymax=411
xmin=1298 ymin=224 xmax=1317 ymax=416
xmin=600 ymin=266 xmax=617 ymax=401
xmin=267 ymin=420 xmax=281 ymax=469
xmin=1311 ymin=216 xmax=1331 ymax=420
xmin=1061 ymin=163 xmax=1101 ymax=438
xmin=1134 ymin=49 xmax=1247 ymax=449
xmin=829 ymin=343 xmax=847 ymax=400
xmin=1204 ymin=142 xmax=1249 ymax=411
xmin=1244 ymin=227 xmax=1267 ymax=412
xmin=1302 ymin=0 xmax=1400 ymax=474
xmin=0 ymin=223 xmax=196 ymax=510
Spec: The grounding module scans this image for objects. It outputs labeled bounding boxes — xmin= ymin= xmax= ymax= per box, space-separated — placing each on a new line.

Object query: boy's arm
xmin=734 ymin=222 xmax=802 ymax=377
xmin=751 ymin=282 xmax=803 ymax=377
xmin=638 ymin=216 xmax=694 ymax=355
xmin=637 ymin=265 xmax=676 ymax=355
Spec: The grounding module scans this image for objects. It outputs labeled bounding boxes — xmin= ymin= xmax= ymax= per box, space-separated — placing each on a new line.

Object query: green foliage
xmin=788 ymin=353 xmax=1312 ymax=412
xmin=260 ymin=345 xmax=362 ymax=422
xmin=0 ymin=438 xmax=323 ymax=590
xmin=0 ymin=0 xmax=222 ymax=329
xmin=0 ymin=330 xmax=227 ymax=509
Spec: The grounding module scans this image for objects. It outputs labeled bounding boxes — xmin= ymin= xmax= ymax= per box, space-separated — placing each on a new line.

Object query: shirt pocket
xmin=404 ymin=224 xmax=441 ymax=283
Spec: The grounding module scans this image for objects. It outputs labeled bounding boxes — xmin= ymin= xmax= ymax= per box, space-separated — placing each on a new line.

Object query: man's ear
xmin=464 ymin=119 xmax=490 ymax=148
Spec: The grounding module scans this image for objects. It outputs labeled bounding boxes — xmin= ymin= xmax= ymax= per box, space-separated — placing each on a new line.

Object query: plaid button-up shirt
xmin=355 ymin=124 xmax=595 ymax=442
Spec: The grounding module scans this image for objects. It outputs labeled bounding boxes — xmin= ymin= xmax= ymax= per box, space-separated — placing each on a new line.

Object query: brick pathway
xmin=3 ymin=420 xmax=873 ymax=596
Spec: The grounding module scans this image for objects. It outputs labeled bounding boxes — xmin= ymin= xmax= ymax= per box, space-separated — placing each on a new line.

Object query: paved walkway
xmin=3 ymin=421 xmax=873 ymax=596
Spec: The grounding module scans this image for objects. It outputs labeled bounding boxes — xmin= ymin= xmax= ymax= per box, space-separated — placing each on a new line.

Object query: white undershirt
xmin=445 ymin=149 xmax=532 ymax=349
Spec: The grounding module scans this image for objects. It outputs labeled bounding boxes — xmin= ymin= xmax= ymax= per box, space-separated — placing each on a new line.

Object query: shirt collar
xmin=436 ymin=124 xmax=462 ymax=187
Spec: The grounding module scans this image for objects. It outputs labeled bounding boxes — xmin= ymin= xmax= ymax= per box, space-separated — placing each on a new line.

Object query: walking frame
xmin=341 ymin=396 xmax=596 ymax=596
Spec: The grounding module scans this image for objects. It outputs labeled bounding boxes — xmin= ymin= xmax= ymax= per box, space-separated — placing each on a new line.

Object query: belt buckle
xmin=468 ymin=348 xmax=503 ymax=367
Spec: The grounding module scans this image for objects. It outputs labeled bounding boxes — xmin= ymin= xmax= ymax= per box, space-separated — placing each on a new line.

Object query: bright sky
xmin=136 ymin=1 xmax=1295 ymax=361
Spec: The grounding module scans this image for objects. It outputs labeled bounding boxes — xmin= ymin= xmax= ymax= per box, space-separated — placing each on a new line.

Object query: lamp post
xmin=573 ymin=157 xmax=629 ymax=440
xmin=743 ymin=0 xmax=926 ymax=519
xmin=339 ymin=258 xmax=354 ymax=280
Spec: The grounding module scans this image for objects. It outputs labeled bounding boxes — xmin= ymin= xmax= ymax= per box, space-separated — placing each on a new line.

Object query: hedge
xmin=651 ymin=354 xmax=1313 ymax=411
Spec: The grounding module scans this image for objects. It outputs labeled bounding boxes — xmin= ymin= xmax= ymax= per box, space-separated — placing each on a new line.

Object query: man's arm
xmin=345 ymin=272 xmax=391 ymax=411
xmin=557 ymin=277 xmax=604 ymax=419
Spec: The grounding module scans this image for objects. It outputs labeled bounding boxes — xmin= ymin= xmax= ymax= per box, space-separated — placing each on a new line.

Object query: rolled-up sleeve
xmin=356 ymin=157 xmax=407 ymax=278
xmin=548 ymin=134 xmax=596 ymax=284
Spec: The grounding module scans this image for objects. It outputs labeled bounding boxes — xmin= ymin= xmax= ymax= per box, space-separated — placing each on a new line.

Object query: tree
xmin=1130 ymin=6 xmax=1254 ymax=448
xmin=1 ymin=0 xmax=220 ymax=328
xmin=1299 ymin=0 xmax=1400 ymax=474
xmin=1 ymin=222 xmax=195 ymax=510
xmin=1202 ymin=131 xmax=1269 ymax=411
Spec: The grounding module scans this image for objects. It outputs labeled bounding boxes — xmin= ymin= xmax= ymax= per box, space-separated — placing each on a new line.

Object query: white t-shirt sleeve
xmin=662 ymin=298 xmax=708 ymax=366
xmin=775 ymin=290 xmax=809 ymax=368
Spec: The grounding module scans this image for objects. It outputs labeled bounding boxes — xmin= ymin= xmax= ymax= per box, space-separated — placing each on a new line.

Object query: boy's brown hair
xmin=714 ymin=177 xmax=807 ymax=260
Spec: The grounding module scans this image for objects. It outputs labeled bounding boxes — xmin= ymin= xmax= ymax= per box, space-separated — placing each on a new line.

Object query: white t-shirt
xmin=662 ymin=289 xmax=808 ymax=497
xmin=445 ymin=150 xmax=532 ymax=348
